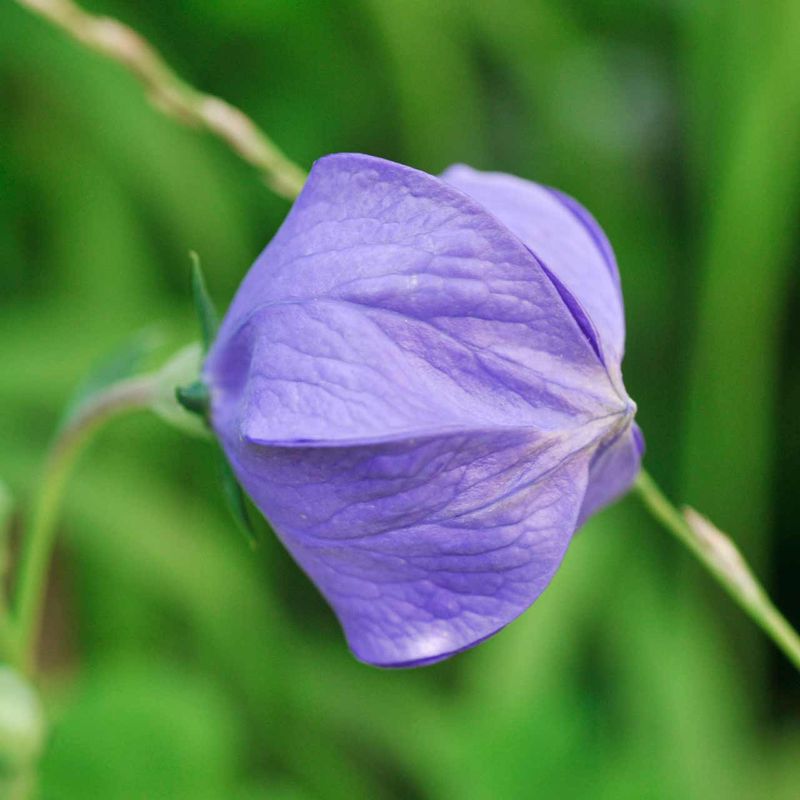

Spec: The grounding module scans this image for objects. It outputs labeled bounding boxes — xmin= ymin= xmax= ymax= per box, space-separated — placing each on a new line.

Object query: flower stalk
xmin=0 ymin=486 xmax=16 ymax=663
xmin=0 ymin=615 xmax=18 ymax=667
xmin=14 ymin=0 xmax=307 ymax=200
xmin=10 ymin=375 xmax=159 ymax=674
xmin=633 ymin=470 xmax=800 ymax=672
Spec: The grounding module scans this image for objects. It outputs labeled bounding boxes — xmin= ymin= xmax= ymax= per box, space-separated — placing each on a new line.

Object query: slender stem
xmin=634 ymin=470 xmax=800 ymax=672
xmin=0 ymin=614 xmax=19 ymax=665
xmin=0 ymin=559 xmax=15 ymax=663
xmin=11 ymin=376 xmax=158 ymax=674
xmin=14 ymin=0 xmax=307 ymax=200
xmin=0 ymin=500 xmax=15 ymax=664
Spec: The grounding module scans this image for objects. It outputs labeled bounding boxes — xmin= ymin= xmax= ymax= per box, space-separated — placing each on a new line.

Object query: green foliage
xmin=40 ymin=661 xmax=241 ymax=800
xmin=1 ymin=0 xmax=798 ymax=798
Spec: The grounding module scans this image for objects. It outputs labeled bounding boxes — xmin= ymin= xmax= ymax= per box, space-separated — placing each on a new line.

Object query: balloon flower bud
xmin=204 ymin=154 xmax=642 ymax=667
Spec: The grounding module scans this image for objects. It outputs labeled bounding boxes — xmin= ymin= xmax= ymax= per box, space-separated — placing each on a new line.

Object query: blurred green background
xmin=1 ymin=0 xmax=799 ymax=798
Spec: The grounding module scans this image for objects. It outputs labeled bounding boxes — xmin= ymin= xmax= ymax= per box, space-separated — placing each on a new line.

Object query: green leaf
xmin=190 ymin=252 xmax=219 ymax=353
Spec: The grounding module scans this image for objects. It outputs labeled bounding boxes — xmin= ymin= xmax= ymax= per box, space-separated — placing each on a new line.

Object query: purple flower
xmin=204 ymin=154 xmax=642 ymax=667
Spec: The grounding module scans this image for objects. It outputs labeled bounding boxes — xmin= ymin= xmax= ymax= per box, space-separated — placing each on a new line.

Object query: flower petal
xmin=204 ymin=153 xmax=642 ymax=666
xmin=206 ymin=154 xmax=625 ymax=446
xmin=223 ymin=426 xmax=595 ymax=666
xmin=578 ymin=423 xmax=644 ymax=525
xmin=441 ymin=165 xmax=626 ymax=364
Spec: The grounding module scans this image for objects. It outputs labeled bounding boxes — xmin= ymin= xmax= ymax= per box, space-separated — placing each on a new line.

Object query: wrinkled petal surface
xmin=205 ymin=153 xmax=641 ymax=666
xmin=225 ymin=428 xmax=599 ymax=666
xmin=440 ymin=164 xmax=638 ymax=522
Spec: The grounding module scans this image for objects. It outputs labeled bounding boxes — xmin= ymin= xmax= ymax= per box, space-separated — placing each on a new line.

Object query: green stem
xmin=0 ymin=614 xmax=18 ymax=665
xmin=634 ymin=470 xmax=800 ymax=672
xmin=0 ymin=486 xmax=15 ymax=663
xmin=10 ymin=375 xmax=158 ymax=674
xmin=0 ymin=580 xmax=15 ymax=666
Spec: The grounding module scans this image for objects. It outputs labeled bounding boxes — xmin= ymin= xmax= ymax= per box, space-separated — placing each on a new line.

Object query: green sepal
xmin=189 ymin=255 xmax=257 ymax=545
xmin=216 ymin=447 xmax=260 ymax=548
xmin=190 ymin=252 xmax=218 ymax=354
xmin=188 ymin=255 xmax=257 ymax=545
xmin=151 ymin=344 xmax=209 ymax=438
xmin=175 ymin=380 xmax=210 ymax=420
